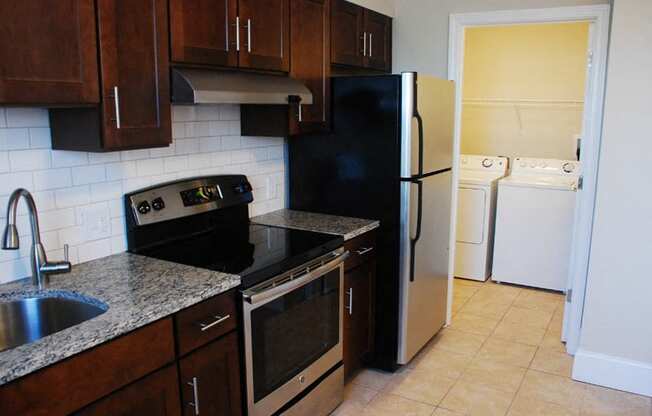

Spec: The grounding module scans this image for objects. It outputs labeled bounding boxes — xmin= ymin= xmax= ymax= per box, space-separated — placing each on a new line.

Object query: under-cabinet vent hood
xmin=171 ymin=68 xmax=313 ymax=105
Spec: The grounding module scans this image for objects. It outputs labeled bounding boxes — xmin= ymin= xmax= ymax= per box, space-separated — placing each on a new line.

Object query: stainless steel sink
xmin=0 ymin=295 xmax=107 ymax=352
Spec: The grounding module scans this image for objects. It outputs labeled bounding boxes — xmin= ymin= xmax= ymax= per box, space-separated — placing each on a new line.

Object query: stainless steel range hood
xmin=171 ymin=68 xmax=313 ymax=105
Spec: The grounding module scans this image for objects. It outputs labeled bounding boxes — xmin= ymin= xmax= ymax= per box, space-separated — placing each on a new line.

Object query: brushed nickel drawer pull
xmin=355 ymin=247 xmax=374 ymax=256
xmin=345 ymin=288 xmax=353 ymax=315
xmin=187 ymin=376 xmax=200 ymax=415
xmin=197 ymin=314 xmax=230 ymax=332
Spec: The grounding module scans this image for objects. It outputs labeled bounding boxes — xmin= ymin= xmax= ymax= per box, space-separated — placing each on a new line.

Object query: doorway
xmin=447 ymin=5 xmax=611 ymax=356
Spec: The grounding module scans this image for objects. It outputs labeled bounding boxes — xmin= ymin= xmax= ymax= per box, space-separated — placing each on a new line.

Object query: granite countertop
xmin=0 ymin=253 xmax=240 ymax=386
xmin=252 ymin=209 xmax=380 ymax=241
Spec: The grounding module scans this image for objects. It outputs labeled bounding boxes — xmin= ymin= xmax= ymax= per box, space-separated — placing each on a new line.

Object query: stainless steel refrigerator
xmin=288 ymin=72 xmax=455 ymax=369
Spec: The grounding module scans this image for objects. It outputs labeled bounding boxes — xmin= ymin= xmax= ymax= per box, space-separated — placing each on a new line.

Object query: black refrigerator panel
xmin=288 ymin=75 xmax=403 ymax=370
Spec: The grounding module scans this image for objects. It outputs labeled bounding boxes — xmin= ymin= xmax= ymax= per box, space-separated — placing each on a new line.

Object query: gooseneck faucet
xmin=2 ymin=188 xmax=71 ymax=289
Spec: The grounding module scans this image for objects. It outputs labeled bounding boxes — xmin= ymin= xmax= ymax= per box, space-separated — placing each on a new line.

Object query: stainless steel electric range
xmin=124 ymin=175 xmax=346 ymax=416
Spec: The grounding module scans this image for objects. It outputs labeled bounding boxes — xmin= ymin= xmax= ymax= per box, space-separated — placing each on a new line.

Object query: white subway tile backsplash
xmin=55 ymin=186 xmax=91 ymax=208
xmin=5 ymin=108 xmax=49 ymax=128
xmin=106 ymin=161 xmax=137 ymax=181
xmin=72 ymin=165 xmax=106 ymax=185
xmin=0 ymin=128 xmax=30 ymax=150
xmin=0 ymin=152 xmax=8 ymax=173
xmin=136 ymin=158 xmax=164 ymax=176
xmin=9 ymin=149 xmax=51 ymax=171
xmin=33 ymin=168 xmax=72 ymax=191
xmin=29 ymin=128 xmax=52 ymax=149
xmin=164 ymin=156 xmax=189 ymax=173
xmin=120 ymin=149 xmax=150 ymax=161
xmin=0 ymin=172 xmax=34 ymax=195
xmin=77 ymin=238 xmax=112 ymax=263
xmin=0 ymin=105 xmax=286 ymax=283
xmin=39 ymin=208 xmax=76 ymax=232
xmin=90 ymin=181 xmax=123 ymax=203
xmin=52 ymin=150 xmax=88 ymax=168
xmin=88 ymin=152 xmax=120 ymax=165
xmin=199 ymin=137 xmax=221 ymax=152
xmin=222 ymin=136 xmax=241 ymax=150
xmin=175 ymin=138 xmax=200 ymax=155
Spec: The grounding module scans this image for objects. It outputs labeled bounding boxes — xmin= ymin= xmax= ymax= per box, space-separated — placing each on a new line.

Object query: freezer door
xmin=398 ymin=171 xmax=452 ymax=364
xmin=400 ymin=73 xmax=455 ymax=177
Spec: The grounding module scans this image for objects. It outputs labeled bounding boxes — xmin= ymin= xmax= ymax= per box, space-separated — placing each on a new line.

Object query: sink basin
xmin=0 ymin=295 xmax=108 ymax=352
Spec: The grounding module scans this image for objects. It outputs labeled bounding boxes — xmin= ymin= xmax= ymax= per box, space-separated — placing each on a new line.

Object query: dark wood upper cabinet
xmin=331 ymin=0 xmax=391 ymax=72
xmin=75 ymin=366 xmax=181 ymax=416
xmin=289 ymin=0 xmax=331 ymax=135
xmin=0 ymin=0 xmax=99 ymax=105
xmin=364 ymin=9 xmax=391 ymax=72
xmin=51 ymin=0 xmax=171 ymax=151
xmin=330 ymin=0 xmax=364 ymax=67
xmin=179 ymin=332 xmax=243 ymax=416
xmin=170 ymin=0 xmax=238 ymax=67
xmin=238 ymin=0 xmax=290 ymax=72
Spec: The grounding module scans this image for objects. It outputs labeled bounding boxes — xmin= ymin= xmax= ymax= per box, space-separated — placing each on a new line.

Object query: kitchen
xmin=1 ymin=1 xmax=652 ymax=416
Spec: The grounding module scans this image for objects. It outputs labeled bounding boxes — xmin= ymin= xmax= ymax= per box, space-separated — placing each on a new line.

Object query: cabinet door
xmin=343 ymin=260 xmax=375 ymax=379
xmin=238 ymin=0 xmax=290 ymax=72
xmin=97 ymin=0 xmax=171 ymax=150
xmin=75 ymin=366 xmax=181 ymax=416
xmin=363 ymin=10 xmax=391 ymax=71
xmin=289 ymin=0 xmax=331 ymax=135
xmin=170 ymin=0 xmax=238 ymax=67
xmin=179 ymin=332 xmax=243 ymax=416
xmin=330 ymin=0 xmax=364 ymax=67
xmin=0 ymin=0 xmax=99 ymax=105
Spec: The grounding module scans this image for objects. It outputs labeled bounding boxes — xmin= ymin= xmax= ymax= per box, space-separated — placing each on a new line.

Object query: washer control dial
xmin=482 ymin=158 xmax=493 ymax=168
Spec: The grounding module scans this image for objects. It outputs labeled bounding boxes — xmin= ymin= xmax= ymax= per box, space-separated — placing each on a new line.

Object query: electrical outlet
xmin=80 ymin=203 xmax=111 ymax=241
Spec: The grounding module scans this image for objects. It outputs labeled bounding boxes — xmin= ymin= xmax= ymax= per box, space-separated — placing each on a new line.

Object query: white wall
xmin=392 ymin=0 xmax=608 ymax=76
xmin=573 ymin=0 xmax=652 ymax=397
xmin=0 ymin=106 xmax=285 ymax=284
xmin=348 ymin=0 xmax=395 ymax=16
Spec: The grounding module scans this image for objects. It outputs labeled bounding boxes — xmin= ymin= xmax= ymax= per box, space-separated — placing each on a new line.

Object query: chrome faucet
xmin=2 ymin=188 xmax=71 ymax=289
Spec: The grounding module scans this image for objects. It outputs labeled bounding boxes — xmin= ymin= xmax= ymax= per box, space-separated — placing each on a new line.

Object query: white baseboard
xmin=573 ymin=349 xmax=652 ymax=397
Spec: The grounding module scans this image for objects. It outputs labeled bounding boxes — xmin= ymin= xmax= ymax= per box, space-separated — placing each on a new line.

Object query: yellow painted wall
xmin=460 ymin=23 xmax=590 ymax=159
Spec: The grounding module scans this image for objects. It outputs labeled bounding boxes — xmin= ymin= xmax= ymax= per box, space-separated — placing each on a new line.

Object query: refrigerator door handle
xmin=414 ymin=112 xmax=424 ymax=177
xmin=409 ymin=179 xmax=423 ymax=282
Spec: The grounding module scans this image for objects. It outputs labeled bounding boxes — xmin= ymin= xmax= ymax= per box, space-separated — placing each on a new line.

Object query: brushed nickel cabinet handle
xmin=197 ymin=314 xmax=231 ymax=332
xmin=187 ymin=377 xmax=200 ymax=415
xmin=345 ymin=288 xmax=353 ymax=315
xmin=355 ymin=247 xmax=374 ymax=256
xmin=234 ymin=17 xmax=240 ymax=51
xmin=113 ymin=86 xmax=121 ymax=129
xmin=369 ymin=33 xmax=373 ymax=57
xmin=246 ymin=19 xmax=252 ymax=53
xmin=361 ymin=32 xmax=367 ymax=56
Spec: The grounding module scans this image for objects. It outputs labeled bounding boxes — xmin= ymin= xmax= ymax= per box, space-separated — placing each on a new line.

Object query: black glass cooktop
xmin=137 ymin=223 xmax=343 ymax=289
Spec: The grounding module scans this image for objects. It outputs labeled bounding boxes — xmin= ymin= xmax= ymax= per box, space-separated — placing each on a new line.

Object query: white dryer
xmin=492 ymin=157 xmax=581 ymax=291
xmin=455 ymin=155 xmax=508 ymax=281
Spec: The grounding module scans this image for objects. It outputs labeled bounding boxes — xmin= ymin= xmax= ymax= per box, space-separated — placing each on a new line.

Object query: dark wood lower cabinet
xmin=179 ymin=332 xmax=243 ymax=416
xmin=75 ymin=365 xmax=181 ymax=416
xmin=343 ymin=258 xmax=376 ymax=379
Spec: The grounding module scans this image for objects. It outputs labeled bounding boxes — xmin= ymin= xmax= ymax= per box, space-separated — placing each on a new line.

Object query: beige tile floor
xmin=331 ymin=278 xmax=652 ymax=416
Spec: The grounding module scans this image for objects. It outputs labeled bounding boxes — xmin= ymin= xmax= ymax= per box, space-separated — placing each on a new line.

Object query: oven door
xmin=242 ymin=249 xmax=346 ymax=416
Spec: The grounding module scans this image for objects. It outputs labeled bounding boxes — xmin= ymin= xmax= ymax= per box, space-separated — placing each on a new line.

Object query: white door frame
xmin=446 ymin=5 xmax=611 ymax=355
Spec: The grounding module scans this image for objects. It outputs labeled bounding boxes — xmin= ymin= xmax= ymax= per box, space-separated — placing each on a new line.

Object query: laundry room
xmin=454 ymin=22 xmax=590 ymax=291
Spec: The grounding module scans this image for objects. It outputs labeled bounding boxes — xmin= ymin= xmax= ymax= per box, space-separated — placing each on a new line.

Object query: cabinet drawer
xmin=0 ymin=318 xmax=175 ymax=416
xmin=175 ymin=290 xmax=237 ymax=356
xmin=344 ymin=231 xmax=376 ymax=271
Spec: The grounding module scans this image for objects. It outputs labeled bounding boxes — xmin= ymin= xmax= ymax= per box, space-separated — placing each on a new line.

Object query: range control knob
xmin=137 ymin=201 xmax=151 ymax=215
xmin=151 ymin=197 xmax=165 ymax=211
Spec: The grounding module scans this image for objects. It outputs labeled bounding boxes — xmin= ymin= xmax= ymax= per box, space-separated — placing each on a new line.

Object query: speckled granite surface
xmin=0 ymin=253 xmax=239 ymax=386
xmin=252 ymin=209 xmax=379 ymax=241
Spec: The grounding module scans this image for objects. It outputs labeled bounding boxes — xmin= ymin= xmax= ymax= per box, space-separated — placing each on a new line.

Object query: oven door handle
xmin=243 ymin=251 xmax=349 ymax=305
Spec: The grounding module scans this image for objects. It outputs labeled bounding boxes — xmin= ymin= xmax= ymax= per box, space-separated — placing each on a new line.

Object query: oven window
xmin=251 ymin=268 xmax=340 ymax=402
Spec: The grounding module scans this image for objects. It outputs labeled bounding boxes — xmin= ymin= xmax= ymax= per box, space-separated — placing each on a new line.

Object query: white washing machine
xmin=455 ymin=154 xmax=508 ymax=281
xmin=492 ymin=157 xmax=581 ymax=291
